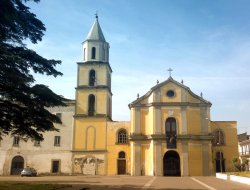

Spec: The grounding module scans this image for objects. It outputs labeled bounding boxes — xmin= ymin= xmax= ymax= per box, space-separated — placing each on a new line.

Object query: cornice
xmin=76 ymin=85 xmax=113 ymax=95
xmin=77 ymin=61 xmax=113 ymax=73
xmin=74 ymin=114 xmax=113 ymax=121
xmin=72 ymin=149 xmax=107 ymax=153
xmin=129 ymin=102 xmax=210 ymax=108
xmin=129 ymin=133 xmax=213 ymax=141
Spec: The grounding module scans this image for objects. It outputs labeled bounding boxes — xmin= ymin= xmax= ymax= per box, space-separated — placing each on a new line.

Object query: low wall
xmin=230 ymin=175 xmax=250 ymax=185
xmin=216 ymin=173 xmax=229 ymax=180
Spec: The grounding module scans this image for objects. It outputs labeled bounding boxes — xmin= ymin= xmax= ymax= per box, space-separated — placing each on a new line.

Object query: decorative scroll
xmin=167 ymin=134 xmax=177 ymax=149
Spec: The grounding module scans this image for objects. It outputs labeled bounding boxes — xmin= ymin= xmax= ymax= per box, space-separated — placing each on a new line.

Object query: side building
xmin=0 ymin=101 xmax=75 ymax=175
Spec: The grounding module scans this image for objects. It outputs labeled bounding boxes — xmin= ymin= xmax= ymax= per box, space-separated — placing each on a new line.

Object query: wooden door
xmin=11 ymin=156 xmax=24 ymax=175
xmin=118 ymin=160 xmax=126 ymax=175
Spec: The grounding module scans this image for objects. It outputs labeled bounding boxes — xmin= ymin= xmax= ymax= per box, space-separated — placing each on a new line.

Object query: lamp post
xmin=206 ymin=118 xmax=223 ymax=173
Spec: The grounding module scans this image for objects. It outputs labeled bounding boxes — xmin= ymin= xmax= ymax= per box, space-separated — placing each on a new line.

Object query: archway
xmin=215 ymin=152 xmax=225 ymax=172
xmin=11 ymin=156 xmax=24 ymax=175
xmin=163 ymin=151 xmax=181 ymax=176
xmin=117 ymin=151 xmax=126 ymax=175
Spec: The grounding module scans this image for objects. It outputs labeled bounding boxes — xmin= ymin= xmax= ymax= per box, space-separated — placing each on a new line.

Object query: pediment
xmin=129 ymin=77 xmax=211 ymax=108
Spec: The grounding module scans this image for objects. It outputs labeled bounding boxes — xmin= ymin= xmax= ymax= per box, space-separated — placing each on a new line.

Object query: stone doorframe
xmin=9 ymin=154 xmax=27 ymax=175
xmin=82 ymin=155 xmax=98 ymax=175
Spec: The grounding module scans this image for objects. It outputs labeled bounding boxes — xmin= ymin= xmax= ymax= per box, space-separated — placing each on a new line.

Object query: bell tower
xmin=76 ymin=15 xmax=112 ymax=118
xmin=72 ymin=15 xmax=112 ymax=175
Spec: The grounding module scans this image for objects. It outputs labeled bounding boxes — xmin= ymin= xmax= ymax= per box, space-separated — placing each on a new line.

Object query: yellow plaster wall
xmin=185 ymin=91 xmax=201 ymax=103
xmin=187 ymin=108 xmax=201 ymax=134
xmin=86 ymin=127 xmax=94 ymax=150
xmin=141 ymin=108 xmax=154 ymax=135
xmin=130 ymin=109 xmax=135 ymax=133
xmin=78 ymin=64 xmax=108 ymax=86
xmin=160 ymin=83 xmax=181 ymax=102
xmin=140 ymin=93 xmax=154 ymax=104
xmin=76 ymin=90 xmax=107 ymax=115
xmin=141 ymin=141 xmax=154 ymax=176
xmin=211 ymin=121 xmax=238 ymax=172
xmin=106 ymin=121 xmax=131 ymax=175
xmin=188 ymin=141 xmax=203 ymax=176
xmin=74 ymin=118 xmax=106 ymax=150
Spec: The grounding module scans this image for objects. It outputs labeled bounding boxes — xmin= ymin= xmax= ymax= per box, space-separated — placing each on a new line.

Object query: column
xmin=135 ymin=108 xmax=141 ymax=134
xmin=181 ymin=106 xmax=187 ymax=134
xmin=155 ymin=140 xmax=162 ymax=176
xmin=154 ymin=106 xmax=161 ymax=134
xmin=134 ymin=141 xmax=141 ymax=176
xmin=181 ymin=140 xmax=189 ymax=176
xmin=200 ymin=107 xmax=208 ymax=133
xmin=202 ymin=140 xmax=209 ymax=176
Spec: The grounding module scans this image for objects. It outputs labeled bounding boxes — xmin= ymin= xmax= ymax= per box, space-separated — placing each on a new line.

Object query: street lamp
xmin=206 ymin=118 xmax=223 ymax=173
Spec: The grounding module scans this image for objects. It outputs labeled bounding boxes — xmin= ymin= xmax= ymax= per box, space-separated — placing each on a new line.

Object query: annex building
xmin=0 ymin=16 xmax=239 ymax=176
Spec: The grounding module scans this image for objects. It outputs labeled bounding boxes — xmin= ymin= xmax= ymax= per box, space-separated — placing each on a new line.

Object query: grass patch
xmin=0 ymin=183 xmax=71 ymax=190
xmin=226 ymin=171 xmax=250 ymax=178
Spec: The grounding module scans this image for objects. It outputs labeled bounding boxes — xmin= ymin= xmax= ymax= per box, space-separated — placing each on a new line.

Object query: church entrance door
xmin=11 ymin=156 xmax=24 ymax=175
xmin=118 ymin=160 xmax=126 ymax=175
xmin=163 ymin=151 xmax=181 ymax=176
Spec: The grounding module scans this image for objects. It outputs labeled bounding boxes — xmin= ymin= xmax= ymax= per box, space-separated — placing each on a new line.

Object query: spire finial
xmin=95 ymin=11 xmax=98 ymax=18
xmin=137 ymin=93 xmax=139 ymax=99
xmin=200 ymin=92 xmax=203 ymax=98
xmin=167 ymin=68 xmax=173 ymax=77
xmin=181 ymin=79 xmax=183 ymax=84
xmin=157 ymin=80 xmax=159 ymax=84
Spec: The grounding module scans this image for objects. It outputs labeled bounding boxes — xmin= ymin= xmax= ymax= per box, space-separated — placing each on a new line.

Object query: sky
xmin=25 ymin=0 xmax=250 ymax=134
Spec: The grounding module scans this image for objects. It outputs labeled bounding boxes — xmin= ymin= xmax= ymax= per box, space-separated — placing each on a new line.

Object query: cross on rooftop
xmin=95 ymin=11 xmax=98 ymax=18
xmin=168 ymin=68 xmax=173 ymax=77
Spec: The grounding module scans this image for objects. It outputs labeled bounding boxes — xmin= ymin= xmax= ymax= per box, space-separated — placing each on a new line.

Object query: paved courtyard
xmin=0 ymin=175 xmax=249 ymax=190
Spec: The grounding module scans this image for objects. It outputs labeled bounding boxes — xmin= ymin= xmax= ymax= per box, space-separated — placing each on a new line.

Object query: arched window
xmin=108 ymin=74 xmax=111 ymax=89
xmin=119 ymin=151 xmax=126 ymax=158
xmin=165 ymin=117 xmax=176 ymax=135
xmin=83 ymin=48 xmax=86 ymax=60
xmin=214 ymin=130 xmax=224 ymax=145
xmin=102 ymin=45 xmax=105 ymax=60
xmin=88 ymin=94 xmax=95 ymax=116
xmin=89 ymin=70 xmax=95 ymax=86
xmin=91 ymin=47 xmax=96 ymax=59
xmin=109 ymin=98 xmax=111 ymax=118
xmin=216 ymin=151 xmax=224 ymax=159
xmin=118 ymin=129 xmax=127 ymax=143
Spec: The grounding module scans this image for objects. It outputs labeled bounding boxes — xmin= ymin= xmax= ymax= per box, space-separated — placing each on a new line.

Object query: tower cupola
xmin=82 ymin=16 xmax=109 ymax=62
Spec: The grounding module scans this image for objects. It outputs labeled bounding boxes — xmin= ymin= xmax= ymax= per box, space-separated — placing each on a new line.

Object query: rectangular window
xmin=56 ymin=113 xmax=62 ymax=121
xmin=54 ymin=136 xmax=60 ymax=146
xmin=13 ymin=136 xmax=19 ymax=146
xmin=34 ymin=140 xmax=40 ymax=146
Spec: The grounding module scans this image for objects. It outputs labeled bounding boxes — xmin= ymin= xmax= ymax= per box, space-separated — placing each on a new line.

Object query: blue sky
xmin=26 ymin=0 xmax=250 ymax=134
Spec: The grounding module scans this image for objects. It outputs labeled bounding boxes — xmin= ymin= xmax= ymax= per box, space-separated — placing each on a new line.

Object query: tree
xmin=231 ymin=157 xmax=241 ymax=172
xmin=0 ymin=0 xmax=69 ymax=141
xmin=241 ymin=157 xmax=248 ymax=171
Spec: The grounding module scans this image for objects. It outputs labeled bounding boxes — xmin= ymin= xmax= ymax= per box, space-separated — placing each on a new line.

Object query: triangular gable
xmin=129 ymin=76 xmax=211 ymax=107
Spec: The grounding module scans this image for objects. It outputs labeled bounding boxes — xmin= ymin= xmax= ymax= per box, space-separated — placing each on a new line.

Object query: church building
xmin=71 ymin=16 xmax=239 ymax=176
xmin=0 ymin=16 xmax=239 ymax=177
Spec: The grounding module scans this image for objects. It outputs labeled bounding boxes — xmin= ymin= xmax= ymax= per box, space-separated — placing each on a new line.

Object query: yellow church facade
xmin=72 ymin=16 xmax=239 ymax=176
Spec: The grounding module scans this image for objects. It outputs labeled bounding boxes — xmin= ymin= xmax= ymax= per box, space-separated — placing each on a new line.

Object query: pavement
xmin=0 ymin=175 xmax=249 ymax=190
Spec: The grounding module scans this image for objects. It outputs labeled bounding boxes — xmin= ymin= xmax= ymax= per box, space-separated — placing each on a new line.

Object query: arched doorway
xmin=163 ymin=151 xmax=181 ymax=176
xmin=215 ymin=152 xmax=225 ymax=172
xmin=11 ymin=156 xmax=24 ymax=175
xmin=117 ymin=151 xmax=126 ymax=175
